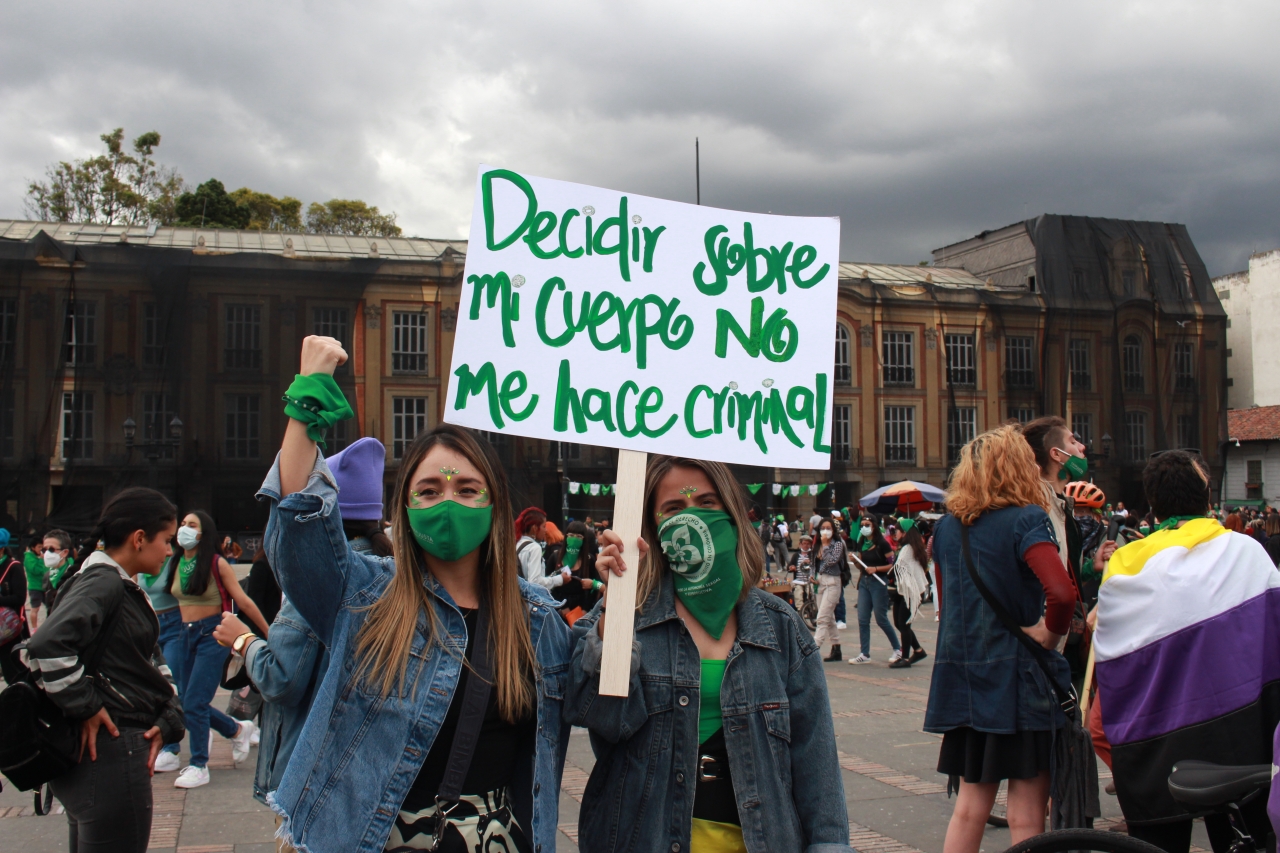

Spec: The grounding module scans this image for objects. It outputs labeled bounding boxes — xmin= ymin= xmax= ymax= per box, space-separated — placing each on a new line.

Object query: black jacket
xmin=0 ymin=554 xmax=26 ymax=614
xmin=25 ymin=554 xmax=184 ymax=743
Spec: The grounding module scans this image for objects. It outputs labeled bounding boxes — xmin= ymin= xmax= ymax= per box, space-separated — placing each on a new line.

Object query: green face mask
xmin=406 ymin=501 xmax=493 ymax=562
xmin=561 ymin=535 xmax=583 ymax=570
xmin=1057 ymin=452 xmax=1089 ymax=481
xmin=657 ymin=508 xmax=743 ymax=640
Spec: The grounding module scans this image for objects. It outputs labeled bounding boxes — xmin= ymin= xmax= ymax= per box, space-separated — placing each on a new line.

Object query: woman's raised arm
xmin=279 ymin=336 xmax=347 ymax=497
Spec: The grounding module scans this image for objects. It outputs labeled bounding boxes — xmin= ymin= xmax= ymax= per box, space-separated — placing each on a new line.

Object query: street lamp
xmin=123 ymin=415 xmax=184 ymax=489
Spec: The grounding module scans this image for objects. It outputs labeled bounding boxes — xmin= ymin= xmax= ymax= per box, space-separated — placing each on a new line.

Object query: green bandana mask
xmin=178 ymin=555 xmax=198 ymax=595
xmin=407 ymin=501 xmax=493 ymax=562
xmin=658 ymin=508 xmax=743 ymax=640
xmin=1154 ymin=515 xmax=1203 ymax=532
xmin=1057 ymin=453 xmax=1089 ymax=481
xmin=561 ymin=535 xmax=583 ymax=570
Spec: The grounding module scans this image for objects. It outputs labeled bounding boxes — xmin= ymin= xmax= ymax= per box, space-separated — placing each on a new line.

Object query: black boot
xmin=824 ymin=644 xmax=842 ymax=662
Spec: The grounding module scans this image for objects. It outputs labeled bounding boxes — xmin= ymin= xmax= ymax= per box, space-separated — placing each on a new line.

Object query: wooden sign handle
xmin=599 ymin=449 xmax=648 ymax=697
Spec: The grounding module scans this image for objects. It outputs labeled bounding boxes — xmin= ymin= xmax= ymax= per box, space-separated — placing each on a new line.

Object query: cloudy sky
xmin=2 ymin=1 xmax=1277 ymax=275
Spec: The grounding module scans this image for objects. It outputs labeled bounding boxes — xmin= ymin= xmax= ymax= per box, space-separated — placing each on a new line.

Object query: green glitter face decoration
xmin=440 ymin=466 xmax=461 ymax=481
xmin=679 ymin=486 xmax=698 ymax=499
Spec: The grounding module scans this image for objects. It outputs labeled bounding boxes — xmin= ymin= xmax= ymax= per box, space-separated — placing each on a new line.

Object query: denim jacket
xmin=567 ymin=575 xmax=854 ymax=853
xmin=245 ymin=597 xmax=330 ymax=804
xmin=258 ymin=451 xmax=573 ymax=853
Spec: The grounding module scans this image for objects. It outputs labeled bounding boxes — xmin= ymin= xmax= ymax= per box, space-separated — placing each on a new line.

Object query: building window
xmin=478 ymin=430 xmax=509 ymax=463
xmin=1124 ymin=412 xmax=1147 ymax=462
xmin=142 ymin=303 xmax=167 ymax=367
xmin=225 ymin=305 xmax=263 ymax=371
xmin=142 ymin=393 xmax=176 ymax=459
xmin=61 ymin=391 xmax=94 ymax=459
xmin=833 ymin=405 xmax=851 ymax=462
xmin=947 ymin=407 xmax=977 ymax=463
xmin=1071 ymin=413 xmax=1093 ymax=451
xmin=0 ymin=389 xmax=13 ymax=458
xmin=1073 ymin=270 xmax=1085 ymax=290
xmin=882 ymin=332 xmax=914 ymax=386
xmin=225 ymin=394 xmax=260 ymax=459
xmin=884 ymin=406 xmax=915 ymax=465
xmin=549 ymin=441 xmax=582 ymax=463
xmin=392 ymin=396 xmax=429 ymax=458
xmin=945 ymin=334 xmax=976 ymax=386
xmin=0 ymin=298 xmax=16 ymax=365
xmin=393 ymin=311 xmax=429 ymax=374
xmin=1122 ymin=271 xmax=1135 ymax=296
xmin=1122 ymin=335 xmax=1144 ymax=392
xmin=1173 ymin=343 xmax=1195 ymax=391
xmin=63 ymin=301 xmax=96 ymax=366
xmin=1246 ymin=460 xmax=1263 ymax=500
xmin=834 ymin=325 xmax=851 ymax=385
xmin=1005 ymin=336 xmax=1035 ymax=388
xmin=328 ymin=418 xmax=352 ymax=453
xmin=1069 ymin=339 xmax=1091 ymax=391
xmin=1008 ymin=406 xmax=1035 ymax=424
xmin=1176 ymin=414 xmax=1199 ymax=450
xmin=314 ymin=308 xmax=350 ymax=375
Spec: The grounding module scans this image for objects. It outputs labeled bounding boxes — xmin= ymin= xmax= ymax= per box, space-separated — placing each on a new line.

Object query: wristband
xmin=282 ymin=373 xmax=355 ymax=448
xmin=592 ymin=579 xmax=603 ymax=591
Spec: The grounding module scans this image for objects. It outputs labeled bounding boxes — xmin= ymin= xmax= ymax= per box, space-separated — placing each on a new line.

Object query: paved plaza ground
xmin=1 ymin=602 xmax=1213 ymax=853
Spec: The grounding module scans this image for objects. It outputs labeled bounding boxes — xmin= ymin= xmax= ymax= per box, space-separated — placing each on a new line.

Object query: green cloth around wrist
xmin=282 ymin=373 xmax=355 ymax=448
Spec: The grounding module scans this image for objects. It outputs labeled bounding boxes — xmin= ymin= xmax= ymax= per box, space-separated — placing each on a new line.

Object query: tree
xmin=229 ymin=188 xmax=302 ymax=231
xmin=25 ymin=128 xmax=186 ymax=226
xmin=305 ymin=199 xmax=402 ymax=237
xmin=174 ymin=179 xmax=251 ymax=229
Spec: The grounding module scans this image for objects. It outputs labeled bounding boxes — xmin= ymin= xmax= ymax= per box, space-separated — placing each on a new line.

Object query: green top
xmin=23 ymin=550 xmax=47 ymax=590
xmin=48 ymin=557 xmax=74 ymax=590
xmin=699 ymin=659 xmax=727 ymax=744
xmin=177 ymin=555 xmax=198 ymax=594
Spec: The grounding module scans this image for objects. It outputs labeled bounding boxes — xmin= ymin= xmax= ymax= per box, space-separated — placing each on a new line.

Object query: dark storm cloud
xmin=2 ymin=1 xmax=1277 ymax=274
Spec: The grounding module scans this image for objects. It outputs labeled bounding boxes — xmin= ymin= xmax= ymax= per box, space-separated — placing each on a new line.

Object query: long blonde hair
xmin=946 ymin=423 xmax=1050 ymax=525
xmin=354 ymin=424 xmax=535 ymax=723
xmin=635 ymin=455 xmax=764 ymax=610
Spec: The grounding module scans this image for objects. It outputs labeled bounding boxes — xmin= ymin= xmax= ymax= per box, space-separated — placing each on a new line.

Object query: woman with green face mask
xmin=567 ymin=455 xmax=855 ymax=853
xmin=263 ymin=335 xmax=580 ymax=853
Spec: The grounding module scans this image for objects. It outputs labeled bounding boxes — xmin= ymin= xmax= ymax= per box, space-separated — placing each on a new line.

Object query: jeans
xmin=179 ymin=614 xmax=240 ymax=767
xmin=857 ymin=574 xmax=899 ymax=657
xmin=813 ymin=573 xmax=843 ymax=649
xmin=835 ymin=586 xmax=847 ymax=623
xmin=156 ymin=608 xmax=183 ymax=756
xmin=51 ymin=726 xmax=153 ymax=852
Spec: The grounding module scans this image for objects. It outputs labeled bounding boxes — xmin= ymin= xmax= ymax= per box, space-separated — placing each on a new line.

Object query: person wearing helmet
xmin=1065 ymin=481 xmax=1107 ymax=608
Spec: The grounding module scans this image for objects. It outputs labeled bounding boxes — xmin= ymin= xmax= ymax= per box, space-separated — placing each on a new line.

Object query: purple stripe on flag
xmin=1097 ymin=586 xmax=1280 ymax=745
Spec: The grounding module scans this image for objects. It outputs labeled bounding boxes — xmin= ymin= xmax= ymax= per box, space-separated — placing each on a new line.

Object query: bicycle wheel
xmin=1002 ymin=829 xmax=1167 ymax=853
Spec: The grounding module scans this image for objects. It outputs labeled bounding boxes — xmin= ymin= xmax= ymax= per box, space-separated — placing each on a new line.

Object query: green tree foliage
xmin=175 ymin=179 xmax=251 ymax=229
xmin=25 ymin=128 xmax=186 ymax=225
xmin=228 ymin=188 xmax=303 ymax=231
xmin=305 ymin=199 xmax=402 ymax=237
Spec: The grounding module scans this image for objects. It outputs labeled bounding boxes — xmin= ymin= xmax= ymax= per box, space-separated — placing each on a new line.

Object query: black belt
xmin=693 ymin=729 xmax=740 ymax=826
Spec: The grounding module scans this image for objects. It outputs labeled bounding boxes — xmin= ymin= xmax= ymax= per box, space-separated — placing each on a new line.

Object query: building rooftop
xmin=838 ymin=261 xmax=1002 ymax=290
xmin=1228 ymin=405 xmax=1280 ymax=442
xmin=0 ymin=220 xmax=467 ymax=262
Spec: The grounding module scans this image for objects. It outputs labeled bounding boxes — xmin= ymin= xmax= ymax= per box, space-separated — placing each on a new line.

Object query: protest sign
xmin=446 ymin=166 xmax=840 ymax=693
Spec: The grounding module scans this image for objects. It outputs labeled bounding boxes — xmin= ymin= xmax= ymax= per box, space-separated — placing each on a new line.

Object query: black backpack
xmin=0 ymin=569 xmax=124 ymax=813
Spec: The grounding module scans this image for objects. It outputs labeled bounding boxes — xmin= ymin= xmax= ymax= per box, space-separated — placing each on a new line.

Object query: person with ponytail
xmin=162 ymin=509 xmax=270 ymax=789
xmin=258 ymin=335 xmax=581 ymax=853
xmin=26 ymin=487 xmax=186 ymax=853
xmin=567 ymin=455 xmax=854 ymax=853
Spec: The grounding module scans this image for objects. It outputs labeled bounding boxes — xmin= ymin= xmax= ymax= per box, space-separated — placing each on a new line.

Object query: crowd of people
xmin=1 ymin=333 xmax=1277 ymax=853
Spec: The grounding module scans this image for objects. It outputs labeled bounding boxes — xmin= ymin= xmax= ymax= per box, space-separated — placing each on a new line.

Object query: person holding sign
xmin=567 ymin=454 xmax=854 ymax=853
xmin=257 ymin=335 xmax=577 ymax=853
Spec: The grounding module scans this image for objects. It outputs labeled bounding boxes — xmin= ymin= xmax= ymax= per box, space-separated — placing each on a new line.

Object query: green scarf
xmin=561 ymin=535 xmax=583 ymax=570
xmin=1154 ymin=515 xmax=1204 ymax=532
xmin=658 ymin=508 xmax=743 ymax=640
xmin=49 ymin=558 xmax=74 ymax=589
xmin=178 ymin=555 xmax=198 ymax=594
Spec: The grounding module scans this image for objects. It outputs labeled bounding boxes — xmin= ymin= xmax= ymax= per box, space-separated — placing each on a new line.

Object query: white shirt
xmin=516 ymin=535 xmax=563 ymax=589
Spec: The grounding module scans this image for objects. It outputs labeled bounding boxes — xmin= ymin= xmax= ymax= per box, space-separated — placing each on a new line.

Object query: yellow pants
xmin=690 ymin=817 xmax=747 ymax=853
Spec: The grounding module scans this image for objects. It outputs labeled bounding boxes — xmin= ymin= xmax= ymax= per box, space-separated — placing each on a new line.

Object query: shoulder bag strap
xmin=959 ymin=524 xmax=1076 ymax=713
xmin=436 ymin=599 xmax=494 ymax=810
xmin=208 ymin=556 xmax=233 ymax=613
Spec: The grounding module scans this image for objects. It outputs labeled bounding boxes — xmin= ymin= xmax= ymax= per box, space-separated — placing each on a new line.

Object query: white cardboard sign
xmin=445 ymin=165 xmax=839 ymax=469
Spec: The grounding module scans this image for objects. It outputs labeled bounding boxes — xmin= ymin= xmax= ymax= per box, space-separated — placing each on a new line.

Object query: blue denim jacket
xmin=245 ymin=596 xmax=329 ymax=804
xmin=567 ymin=575 xmax=854 ymax=853
xmin=258 ymin=451 xmax=573 ymax=853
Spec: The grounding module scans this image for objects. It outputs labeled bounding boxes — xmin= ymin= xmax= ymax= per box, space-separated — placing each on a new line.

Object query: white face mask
xmin=820 ymin=529 xmax=832 ymax=540
xmin=176 ymin=527 xmax=201 ymax=551
xmin=861 ymin=525 xmax=873 ymax=537
xmin=43 ymin=550 xmax=64 ymax=568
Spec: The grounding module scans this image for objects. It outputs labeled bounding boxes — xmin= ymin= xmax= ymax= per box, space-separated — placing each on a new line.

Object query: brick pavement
xmin=1 ymin=604 xmax=1219 ymax=852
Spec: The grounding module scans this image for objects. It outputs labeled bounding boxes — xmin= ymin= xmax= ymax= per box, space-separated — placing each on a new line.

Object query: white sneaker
xmin=154 ymin=751 xmax=181 ymax=773
xmin=250 ymin=727 xmax=260 ymax=746
xmin=174 ymin=765 xmax=210 ymax=789
xmin=231 ymin=720 xmax=259 ymax=764
xmin=836 ymin=621 xmax=847 ymax=630
xmin=888 ymin=650 xmax=903 ymax=663
xmin=848 ymin=653 xmax=872 ymax=664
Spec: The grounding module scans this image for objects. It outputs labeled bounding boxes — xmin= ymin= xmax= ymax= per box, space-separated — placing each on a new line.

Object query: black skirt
xmin=937 ymin=726 xmax=1052 ymax=784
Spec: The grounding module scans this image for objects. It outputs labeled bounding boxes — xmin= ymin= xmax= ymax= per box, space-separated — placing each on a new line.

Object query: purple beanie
xmin=326 ymin=437 xmax=386 ymax=521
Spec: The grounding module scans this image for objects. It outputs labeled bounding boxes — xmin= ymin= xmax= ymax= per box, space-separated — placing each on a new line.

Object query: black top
xmin=401 ymin=608 xmax=536 ymax=810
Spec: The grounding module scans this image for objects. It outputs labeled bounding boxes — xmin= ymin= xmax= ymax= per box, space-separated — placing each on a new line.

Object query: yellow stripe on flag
xmin=1102 ymin=518 xmax=1227 ymax=584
